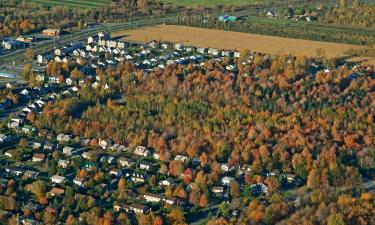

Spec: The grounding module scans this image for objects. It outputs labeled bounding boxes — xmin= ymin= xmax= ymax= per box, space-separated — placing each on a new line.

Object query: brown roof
xmin=49 ymin=187 xmax=65 ymax=196
xmin=33 ymin=153 xmax=45 ymax=160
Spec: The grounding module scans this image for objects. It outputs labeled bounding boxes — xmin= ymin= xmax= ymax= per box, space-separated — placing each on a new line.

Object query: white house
xmin=221 ymin=176 xmax=235 ymax=186
xmin=58 ymin=159 xmax=70 ymax=169
xmin=0 ymin=134 xmax=10 ymax=143
xmin=51 ymin=175 xmax=65 ymax=184
xmin=62 ymin=146 xmax=75 ymax=156
xmin=73 ymin=177 xmax=86 ymax=186
xmin=118 ymin=158 xmax=135 ymax=168
xmin=143 ymin=193 xmax=162 ymax=203
xmin=134 ymin=146 xmax=151 ymax=157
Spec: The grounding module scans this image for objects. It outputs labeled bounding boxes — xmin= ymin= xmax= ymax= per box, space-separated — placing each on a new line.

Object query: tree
xmin=25 ymin=48 xmax=34 ymax=61
xmin=199 ymin=194 xmax=208 ymax=207
xmin=153 ymin=216 xmax=163 ymax=225
xmin=218 ymin=201 xmax=230 ymax=217
xmin=167 ymin=207 xmax=185 ymax=224
xmin=327 ymin=213 xmax=345 ymax=225
xmin=22 ymin=64 xmax=32 ymax=81
xmin=229 ymin=180 xmax=240 ymax=198
xmin=70 ymin=67 xmax=83 ymax=80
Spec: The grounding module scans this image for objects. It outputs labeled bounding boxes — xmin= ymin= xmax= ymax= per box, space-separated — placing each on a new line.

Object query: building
xmin=109 ymin=169 xmax=123 ymax=177
xmin=118 ymin=158 xmax=136 ymax=168
xmin=143 ymin=193 xmax=163 ymax=203
xmin=221 ymin=176 xmax=235 ymax=186
xmin=58 ymin=159 xmax=70 ymax=169
xmin=32 ymin=153 xmax=45 ymax=162
xmin=158 ymin=178 xmax=176 ymax=187
xmin=62 ymin=147 xmax=75 ymax=156
xmin=51 ymin=175 xmax=65 ymax=184
xmin=48 ymin=187 xmax=65 ymax=197
xmin=73 ymin=177 xmax=86 ymax=187
xmin=42 ymin=29 xmax=61 ymax=37
xmin=37 ymin=54 xmax=53 ymax=64
xmin=139 ymin=162 xmax=154 ymax=171
xmin=174 ymin=155 xmax=189 ymax=163
xmin=134 ymin=146 xmax=151 ymax=157
xmin=211 ymin=186 xmax=225 ymax=197
xmin=0 ymin=134 xmax=10 ymax=143
xmin=2 ymin=40 xmax=26 ymax=49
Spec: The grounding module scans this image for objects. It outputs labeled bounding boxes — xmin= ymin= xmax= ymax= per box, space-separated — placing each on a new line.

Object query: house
xmin=2 ymin=40 xmax=26 ymax=49
xmin=57 ymin=134 xmax=72 ymax=142
xmin=42 ymin=29 xmax=61 ymax=37
xmin=58 ymin=159 xmax=70 ymax=169
xmin=66 ymin=78 xmax=73 ymax=86
xmin=110 ymin=144 xmax=120 ymax=151
xmin=139 ymin=162 xmax=154 ymax=171
xmin=174 ymin=43 xmax=183 ymax=50
xmin=131 ymin=172 xmax=147 ymax=183
xmin=48 ymin=187 xmax=65 ymax=197
xmin=73 ymin=177 xmax=86 ymax=186
xmin=37 ymin=54 xmax=53 ymax=64
xmin=43 ymin=143 xmax=56 ymax=151
xmin=32 ymin=153 xmax=45 ymax=162
xmin=98 ymin=31 xmax=111 ymax=41
xmin=5 ymin=166 xmax=24 ymax=176
xmin=100 ymin=156 xmax=116 ymax=164
xmin=208 ymin=48 xmax=220 ymax=56
xmin=5 ymin=150 xmax=17 ymax=158
xmin=212 ymin=186 xmax=225 ymax=196
xmin=174 ymin=155 xmax=189 ymax=163
xmin=234 ymin=52 xmax=241 ymax=58
xmin=163 ymin=197 xmax=177 ymax=205
xmin=32 ymin=142 xmax=43 ymax=150
xmin=35 ymin=73 xmax=47 ymax=82
xmin=143 ymin=192 xmax=163 ymax=203
xmin=51 ymin=175 xmax=65 ymax=184
xmin=22 ymin=125 xmax=35 ymax=134
xmin=220 ymin=163 xmax=234 ymax=172
xmin=8 ymin=121 xmax=19 ymax=129
xmin=159 ymin=178 xmax=176 ymax=187
xmin=24 ymin=170 xmax=39 ymax=179
xmin=134 ymin=146 xmax=151 ymax=157
xmin=153 ymin=153 xmax=160 ymax=160
xmin=128 ymin=204 xmax=149 ymax=215
xmin=62 ymin=147 xmax=75 ymax=156
xmin=109 ymin=169 xmax=123 ymax=177
xmin=221 ymin=176 xmax=235 ymax=186
xmin=99 ymin=139 xmax=111 ymax=150
xmin=0 ymin=134 xmax=10 ymax=143
xmin=118 ymin=158 xmax=136 ymax=168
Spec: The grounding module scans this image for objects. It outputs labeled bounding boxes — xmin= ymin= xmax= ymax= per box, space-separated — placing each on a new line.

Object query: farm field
xmin=113 ymin=25 xmax=367 ymax=58
xmin=30 ymin=0 xmax=110 ymax=8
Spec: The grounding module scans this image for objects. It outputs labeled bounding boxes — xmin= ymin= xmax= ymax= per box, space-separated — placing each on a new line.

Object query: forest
xmin=0 ymin=0 xmax=171 ymax=37
xmin=24 ymin=51 xmax=375 ymax=224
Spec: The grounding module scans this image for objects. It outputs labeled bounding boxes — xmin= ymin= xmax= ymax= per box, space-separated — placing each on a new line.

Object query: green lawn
xmin=30 ymin=0 xmax=110 ymax=8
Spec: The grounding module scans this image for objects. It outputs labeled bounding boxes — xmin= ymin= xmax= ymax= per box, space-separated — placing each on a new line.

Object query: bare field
xmin=113 ymin=25 xmax=367 ymax=58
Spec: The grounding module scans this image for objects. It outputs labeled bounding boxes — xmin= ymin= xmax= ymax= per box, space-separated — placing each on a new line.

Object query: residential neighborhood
xmin=0 ymin=0 xmax=374 ymax=224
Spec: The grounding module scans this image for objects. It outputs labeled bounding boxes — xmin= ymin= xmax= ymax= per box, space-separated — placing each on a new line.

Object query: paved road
xmin=0 ymin=0 xmax=344 ymax=69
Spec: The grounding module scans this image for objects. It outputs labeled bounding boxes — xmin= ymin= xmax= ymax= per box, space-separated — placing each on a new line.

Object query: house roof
xmin=33 ymin=153 xmax=45 ymax=160
xmin=49 ymin=187 xmax=65 ymax=196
